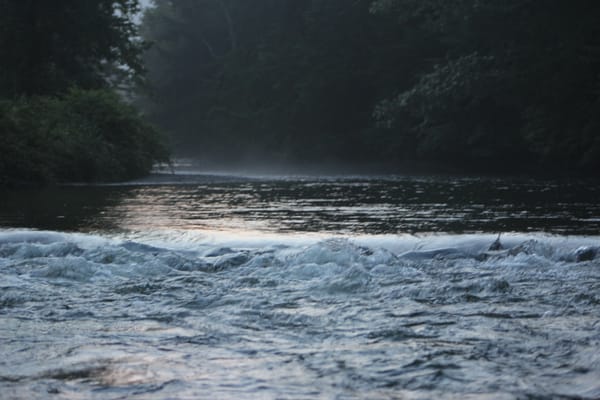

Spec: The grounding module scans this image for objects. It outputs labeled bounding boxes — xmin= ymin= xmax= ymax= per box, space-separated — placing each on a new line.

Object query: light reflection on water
xmin=1 ymin=174 xmax=600 ymax=399
xmin=2 ymin=174 xmax=599 ymax=234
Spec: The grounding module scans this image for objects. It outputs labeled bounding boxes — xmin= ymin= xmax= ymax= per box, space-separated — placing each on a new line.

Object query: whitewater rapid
xmin=1 ymin=228 xmax=599 ymax=399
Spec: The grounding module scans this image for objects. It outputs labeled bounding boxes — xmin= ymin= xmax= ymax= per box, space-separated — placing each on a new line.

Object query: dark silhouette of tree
xmin=0 ymin=0 xmax=145 ymax=97
xmin=139 ymin=0 xmax=600 ymax=175
xmin=0 ymin=0 xmax=169 ymax=184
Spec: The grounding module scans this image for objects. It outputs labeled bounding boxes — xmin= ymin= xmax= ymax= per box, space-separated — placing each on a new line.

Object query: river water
xmin=1 ymin=173 xmax=599 ymax=399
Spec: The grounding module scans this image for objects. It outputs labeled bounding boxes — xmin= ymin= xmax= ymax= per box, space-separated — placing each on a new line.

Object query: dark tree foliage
xmin=0 ymin=90 xmax=169 ymax=184
xmin=141 ymin=0 xmax=430 ymax=165
xmin=141 ymin=0 xmax=600 ymax=175
xmin=0 ymin=0 xmax=145 ymax=96
xmin=373 ymin=0 xmax=600 ymax=172
xmin=0 ymin=0 xmax=169 ymax=184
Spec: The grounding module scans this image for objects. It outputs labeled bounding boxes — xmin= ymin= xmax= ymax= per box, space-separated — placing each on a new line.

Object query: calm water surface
xmin=1 ymin=174 xmax=599 ymax=234
xmin=1 ymin=173 xmax=599 ymax=399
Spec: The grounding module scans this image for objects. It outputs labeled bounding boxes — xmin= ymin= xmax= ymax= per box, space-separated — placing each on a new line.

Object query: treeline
xmin=0 ymin=0 xmax=168 ymax=185
xmin=141 ymin=0 xmax=600 ymax=175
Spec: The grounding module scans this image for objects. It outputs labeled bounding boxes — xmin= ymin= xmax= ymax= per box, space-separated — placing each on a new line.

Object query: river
xmin=1 ymin=172 xmax=599 ymax=399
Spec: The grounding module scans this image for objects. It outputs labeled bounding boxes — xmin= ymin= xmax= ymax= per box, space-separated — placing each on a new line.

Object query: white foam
xmin=1 ymin=229 xmax=599 ymax=282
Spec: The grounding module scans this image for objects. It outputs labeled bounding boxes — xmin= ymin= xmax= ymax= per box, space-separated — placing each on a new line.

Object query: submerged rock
xmin=477 ymin=234 xmax=507 ymax=260
xmin=488 ymin=234 xmax=504 ymax=251
xmin=574 ymin=246 xmax=599 ymax=262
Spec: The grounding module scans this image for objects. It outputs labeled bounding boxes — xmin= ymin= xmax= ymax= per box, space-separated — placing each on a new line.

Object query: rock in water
xmin=488 ymin=234 xmax=504 ymax=251
xmin=574 ymin=246 xmax=598 ymax=262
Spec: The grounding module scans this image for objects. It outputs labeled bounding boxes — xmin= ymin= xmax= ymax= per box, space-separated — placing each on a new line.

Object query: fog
xmin=139 ymin=0 xmax=600 ymax=177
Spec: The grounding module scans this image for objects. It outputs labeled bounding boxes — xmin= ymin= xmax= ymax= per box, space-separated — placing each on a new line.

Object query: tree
xmin=139 ymin=0 xmax=600 ymax=174
xmin=140 ymin=0 xmax=422 ymax=165
xmin=372 ymin=0 xmax=600 ymax=173
xmin=0 ymin=0 xmax=145 ymax=97
xmin=0 ymin=0 xmax=169 ymax=184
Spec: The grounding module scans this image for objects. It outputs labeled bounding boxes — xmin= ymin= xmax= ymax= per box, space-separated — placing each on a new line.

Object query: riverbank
xmin=0 ymin=89 xmax=169 ymax=186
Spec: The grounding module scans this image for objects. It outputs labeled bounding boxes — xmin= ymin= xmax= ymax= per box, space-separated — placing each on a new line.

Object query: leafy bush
xmin=0 ymin=89 xmax=169 ymax=184
xmin=373 ymin=53 xmax=528 ymax=169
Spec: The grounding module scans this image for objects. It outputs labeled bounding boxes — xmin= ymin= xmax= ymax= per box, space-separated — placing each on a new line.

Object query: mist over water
xmin=1 ymin=173 xmax=600 ymax=399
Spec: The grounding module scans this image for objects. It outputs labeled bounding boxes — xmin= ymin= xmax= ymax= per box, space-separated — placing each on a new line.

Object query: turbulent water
xmin=1 ymin=174 xmax=599 ymax=399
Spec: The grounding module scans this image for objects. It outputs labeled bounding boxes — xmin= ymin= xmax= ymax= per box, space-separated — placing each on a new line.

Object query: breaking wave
xmin=1 ymin=228 xmax=599 ymax=399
